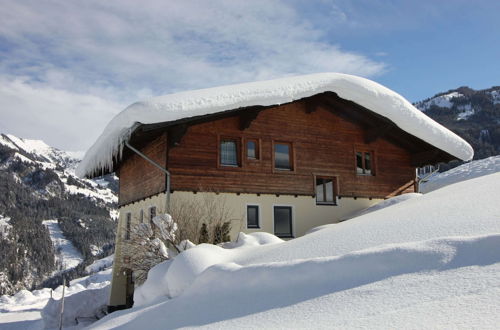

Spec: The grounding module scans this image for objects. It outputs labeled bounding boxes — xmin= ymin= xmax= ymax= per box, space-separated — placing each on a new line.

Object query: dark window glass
xmin=274 ymin=143 xmax=291 ymax=170
xmin=247 ymin=205 xmax=259 ymax=228
xmin=247 ymin=141 xmax=256 ymax=159
xmin=125 ymin=213 xmax=131 ymax=240
xmin=365 ymin=152 xmax=372 ymax=175
xmin=220 ymin=140 xmax=238 ymax=166
xmin=356 ymin=151 xmax=374 ymax=175
xmin=274 ymin=206 xmax=293 ymax=238
xmin=356 ymin=151 xmax=364 ymax=174
xmin=316 ymin=178 xmax=335 ymax=205
xmin=139 ymin=209 xmax=144 ymax=223
xmin=150 ymin=206 xmax=156 ymax=225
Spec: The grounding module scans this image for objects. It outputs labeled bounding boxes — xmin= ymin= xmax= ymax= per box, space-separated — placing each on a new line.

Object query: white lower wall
xmin=109 ymin=191 xmax=381 ymax=306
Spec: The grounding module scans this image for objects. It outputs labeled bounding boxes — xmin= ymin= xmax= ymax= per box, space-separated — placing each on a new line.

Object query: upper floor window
xmin=246 ymin=139 xmax=259 ymax=160
xmin=220 ymin=139 xmax=239 ymax=166
xmin=139 ymin=209 xmax=144 ymax=223
xmin=274 ymin=142 xmax=293 ymax=170
xmin=316 ymin=177 xmax=336 ymax=205
xmin=356 ymin=151 xmax=373 ymax=175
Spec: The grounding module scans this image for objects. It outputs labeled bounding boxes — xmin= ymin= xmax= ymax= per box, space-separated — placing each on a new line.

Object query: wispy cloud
xmin=0 ymin=0 xmax=386 ymax=150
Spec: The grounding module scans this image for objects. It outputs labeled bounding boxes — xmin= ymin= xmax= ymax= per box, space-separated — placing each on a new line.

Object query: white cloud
xmin=0 ymin=0 xmax=387 ymax=150
xmin=0 ymin=77 xmax=123 ymax=151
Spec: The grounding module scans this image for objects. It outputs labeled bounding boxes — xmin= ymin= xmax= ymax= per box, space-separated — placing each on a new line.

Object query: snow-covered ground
xmin=42 ymin=220 xmax=84 ymax=271
xmin=420 ymin=155 xmax=500 ymax=193
xmin=3 ymin=156 xmax=500 ymax=329
xmin=0 ymin=260 xmax=113 ymax=330
xmin=92 ymin=170 xmax=500 ymax=329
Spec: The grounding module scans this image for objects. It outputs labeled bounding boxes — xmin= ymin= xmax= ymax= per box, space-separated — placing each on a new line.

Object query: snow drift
xmin=77 ymin=73 xmax=473 ymax=178
xmin=91 ymin=171 xmax=500 ymax=329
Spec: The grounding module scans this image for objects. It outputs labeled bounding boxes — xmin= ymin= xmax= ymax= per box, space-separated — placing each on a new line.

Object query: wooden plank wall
xmin=163 ymin=101 xmax=416 ymax=199
xmin=118 ymin=133 xmax=167 ymax=205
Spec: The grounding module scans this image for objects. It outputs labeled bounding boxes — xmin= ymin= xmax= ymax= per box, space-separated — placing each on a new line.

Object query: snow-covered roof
xmin=76 ymin=73 xmax=473 ymax=178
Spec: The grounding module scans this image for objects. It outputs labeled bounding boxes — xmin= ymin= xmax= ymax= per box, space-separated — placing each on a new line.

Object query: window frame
xmin=355 ymin=150 xmax=375 ymax=176
xmin=245 ymin=138 xmax=260 ymax=162
xmin=273 ymin=205 xmax=294 ymax=238
xmin=246 ymin=204 xmax=260 ymax=229
xmin=314 ymin=176 xmax=338 ymax=206
xmin=218 ymin=135 xmax=242 ymax=168
xmin=272 ymin=141 xmax=295 ymax=173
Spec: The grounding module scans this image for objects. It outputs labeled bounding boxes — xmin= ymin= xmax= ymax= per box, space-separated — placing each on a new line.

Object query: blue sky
xmin=0 ymin=0 xmax=498 ymax=151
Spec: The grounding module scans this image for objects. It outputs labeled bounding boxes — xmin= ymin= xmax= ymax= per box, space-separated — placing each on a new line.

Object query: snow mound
xmin=91 ymin=234 xmax=500 ymax=329
xmin=77 ymin=73 xmax=473 ymax=178
xmin=343 ymin=193 xmax=422 ymax=220
xmin=134 ymin=232 xmax=283 ymax=306
xmin=421 ymin=155 xmax=500 ymax=193
xmin=42 ymin=285 xmax=110 ymax=328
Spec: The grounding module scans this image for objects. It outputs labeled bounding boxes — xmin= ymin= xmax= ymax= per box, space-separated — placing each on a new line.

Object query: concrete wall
xmin=108 ymin=191 xmax=381 ymax=307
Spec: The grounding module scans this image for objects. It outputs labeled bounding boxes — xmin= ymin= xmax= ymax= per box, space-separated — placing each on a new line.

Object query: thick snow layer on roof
xmin=77 ymin=73 xmax=473 ymax=177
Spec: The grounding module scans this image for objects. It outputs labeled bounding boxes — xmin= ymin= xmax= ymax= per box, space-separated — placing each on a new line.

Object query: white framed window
xmin=315 ymin=177 xmax=337 ymax=205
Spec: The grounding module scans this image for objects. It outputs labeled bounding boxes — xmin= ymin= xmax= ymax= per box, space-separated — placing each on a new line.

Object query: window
xmin=274 ymin=206 xmax=293 ymax=238
xmin=125 ymin=213 xmax=131 ymax=240
xmin=149 ymin=206 xmax=157 ymax=225
xmin=316 ymin=177 xmax=336 ymax=205
xmin=139 ymin=209 xmax=144 ymax=223
xmin=356 ymin=151 xmax=373 ymax=175
xmin=247 ymin=205 xmax=259 ymax=228
xmin=274 ymin=142 xmax=292 ymax=170
xmin=220 ymin=139 xmax=239 ymax=166
xmin=246 ymin=140 xmax=258 ymax=160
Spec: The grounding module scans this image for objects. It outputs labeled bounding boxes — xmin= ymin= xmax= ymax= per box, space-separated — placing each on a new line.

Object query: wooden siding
xmin=160 ymin=100 xmax=416 ymax=200
xmin=118 ymin=133 xmax=167 ymax=205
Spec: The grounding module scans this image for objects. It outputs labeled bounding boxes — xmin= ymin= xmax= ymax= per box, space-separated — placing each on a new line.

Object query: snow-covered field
xmin=42 ymin=220 xmax=84 ymax=271
xmin=0 ymin=262 xmax=112 ymax=329
xmin=92 ymin=170 xmax=500 ymax=329
xmin=2 ymin=156 xmax=500 ymax=329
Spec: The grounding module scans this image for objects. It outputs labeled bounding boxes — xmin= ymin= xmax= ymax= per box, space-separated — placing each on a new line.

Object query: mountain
xmin=0 ymin=133 xmax=117 ymax=295
xmin=414 ymin=86 xmax=500 ymax=170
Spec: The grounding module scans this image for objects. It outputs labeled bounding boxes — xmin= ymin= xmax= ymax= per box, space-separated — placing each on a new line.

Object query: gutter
xmin=124 ymin=141 xmax=171 ymax=213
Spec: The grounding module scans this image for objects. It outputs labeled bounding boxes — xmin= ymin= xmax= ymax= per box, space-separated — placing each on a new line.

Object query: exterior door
xmin=274 ymin=206 xmax=293 ymax=238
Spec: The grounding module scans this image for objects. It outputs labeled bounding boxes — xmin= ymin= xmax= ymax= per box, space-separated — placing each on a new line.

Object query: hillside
xmin=92 ymin=167 xmax=500 ymax=329
xmin=414 ymin=86 xmax=500 ymax=169
xmin=0 ymin=134 xmax=117 ymax=295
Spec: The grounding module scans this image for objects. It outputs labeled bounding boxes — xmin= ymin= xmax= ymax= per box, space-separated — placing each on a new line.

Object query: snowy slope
xmin=92 ymin=172 xmax=500 ymax=329
xmin=0 ymin=133 xmax=117 ymax=205
xmin=77 ymin=72 xmax=473 ymax=178
xmin=420 ymin=155 xmax=500 ymax=193
xmin=42 ymin=220 xmax=84 ymax=271
xmin=415 ymin=91 xmax=463 ymax=111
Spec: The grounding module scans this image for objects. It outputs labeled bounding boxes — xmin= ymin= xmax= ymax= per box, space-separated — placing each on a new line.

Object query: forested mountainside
xmin=0 ymin=134 xmax=117 ymax=295
xmin=414 ymin=86 xmax=500 ymax=170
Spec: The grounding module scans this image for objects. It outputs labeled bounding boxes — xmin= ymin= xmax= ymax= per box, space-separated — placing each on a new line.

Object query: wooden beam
xmin=364 ymin=124 xmax=394 ymax=144
xmin=304 ymin=98 xmax=318 ymax=114
xmin=167 ymin=124 xmax=188 ymax=148
xmin=411 ymin=149 xmax=441 ymax=167
xmin=239 ymin=109 xmax=261 ymax=130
